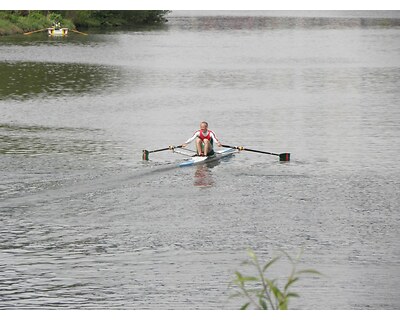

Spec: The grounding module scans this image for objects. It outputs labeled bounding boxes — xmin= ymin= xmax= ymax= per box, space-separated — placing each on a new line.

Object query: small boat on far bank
xmin=47 ymin=27 xmax=69 ymax=37
xmin=23 ymin=22 xmax=87 ymax=37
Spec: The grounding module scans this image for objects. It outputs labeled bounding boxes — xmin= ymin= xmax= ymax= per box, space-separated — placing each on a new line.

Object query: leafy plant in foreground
xmin=231 ymin=249 xmax=320 ymax=310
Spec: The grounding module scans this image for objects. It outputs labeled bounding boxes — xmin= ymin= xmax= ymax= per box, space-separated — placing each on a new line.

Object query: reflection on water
xmin=194 ymin=163 xmax=215 ymax=187
xmin=192 ymin=157 xmax=236 ymax=187
xmin=0 ymin=61 xmax=122 ymax=100
xmin=0 ymin=30 xmax=96 ymax=45
xmin=0 ymin=123 xmax=106 ymax=156
xmin=0 ymin=122 xmax=118 ymax=202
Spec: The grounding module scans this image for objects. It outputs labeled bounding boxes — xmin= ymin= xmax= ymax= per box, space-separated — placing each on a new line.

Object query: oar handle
xmin=222 ymin=144 xmax=277 ymax=155
xmin=148 ymin=145 xmax=183 ymax=153
xmin=142 ymin=145 xmax=183 ymax=160
xmin=222 ymin=144 xmax=290 ymax=161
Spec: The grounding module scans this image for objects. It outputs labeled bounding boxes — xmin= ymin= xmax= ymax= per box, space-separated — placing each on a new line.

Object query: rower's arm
xmin=210 ymin=132 xmax=221 ymax=146
xmin=184 ymin=132 xmax=199 ymax=144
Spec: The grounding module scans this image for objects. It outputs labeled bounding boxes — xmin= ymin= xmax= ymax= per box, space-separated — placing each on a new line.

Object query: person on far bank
xmin=182 ymin=121 xmax=222 ymax=156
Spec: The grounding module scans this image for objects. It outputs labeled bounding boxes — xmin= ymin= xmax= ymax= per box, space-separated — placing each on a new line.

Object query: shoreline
xmin=0 ymin=10 xmax=169 ymax=36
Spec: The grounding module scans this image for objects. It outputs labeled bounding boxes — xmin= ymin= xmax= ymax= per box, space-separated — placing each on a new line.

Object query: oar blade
xmin=142 ymin=145 xmax=183 ymax=160
xmin=142 ymin=150 xmax=149 ymax=161
xmin=279 ymin=153 xmax=290 ymax=162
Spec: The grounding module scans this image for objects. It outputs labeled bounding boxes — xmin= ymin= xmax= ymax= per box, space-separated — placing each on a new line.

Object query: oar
xmin=222 ymin=144 xmax=290 ymax=161
xmin=23 ymin=28 xmax=48 ymax=35
xmin=70 ymin=29 xmax=88 ymax=36
xmin=142 ymin=145 xmax=183 ymax=160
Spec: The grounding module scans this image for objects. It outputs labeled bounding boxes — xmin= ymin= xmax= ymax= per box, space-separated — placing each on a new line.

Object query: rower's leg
xmin=196 ymin=138 xmax=203 ymax=155
xmin=203 ymin=140 xmax=212 ymax=156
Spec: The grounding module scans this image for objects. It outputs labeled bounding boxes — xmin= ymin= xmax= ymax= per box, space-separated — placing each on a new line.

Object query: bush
xmin=66 ymin=11 xmax=102 ymax=28
xmin=0 ymin=10 xmax=169 ymax=35
xmin=16 ymin=12 xmax=49 ymax=31
xmin=231 ymin=249 xmax=321 ymax=310
xmin=0 ymin=18 xmax=21 ymax=35
xmin=72 ymin=10 xmax=170 ymax=28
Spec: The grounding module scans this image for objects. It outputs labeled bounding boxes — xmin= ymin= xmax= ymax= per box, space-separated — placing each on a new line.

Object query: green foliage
xmin=0 ymin=17 xmax=20 ymax=35
xmin=15 ymin=11 xmax=50 ymax=31
xmin=64 ymin=11 xmax=102 ymax=28
xmin=47 ymin=12 xmax=62 ymax=24
xmin=71 ymin=10 xmax=170 ymax=28
xmin=0 ymin=10 xmax=170 ymax=35
xmin=0 ymin=10 xmax=74 ymax=34
xmin=231 ymin=249 xmax=321 ymax=310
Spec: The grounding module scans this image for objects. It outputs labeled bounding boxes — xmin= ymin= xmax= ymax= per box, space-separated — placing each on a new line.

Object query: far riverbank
xmin=0 ymin=10 xmax=169 ymax=36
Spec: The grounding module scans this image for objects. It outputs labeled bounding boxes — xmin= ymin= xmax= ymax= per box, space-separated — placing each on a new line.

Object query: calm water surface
xmin=0 ymin=12 xmax=400 ymax=309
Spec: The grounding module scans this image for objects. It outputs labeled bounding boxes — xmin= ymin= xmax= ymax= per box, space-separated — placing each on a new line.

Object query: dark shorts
xmin=206 ymin=149 xmax=215 ymax=156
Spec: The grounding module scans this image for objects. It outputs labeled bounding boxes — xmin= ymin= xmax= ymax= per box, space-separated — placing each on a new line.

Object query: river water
xmin=0 ymin=11 xmax=399 ymax=310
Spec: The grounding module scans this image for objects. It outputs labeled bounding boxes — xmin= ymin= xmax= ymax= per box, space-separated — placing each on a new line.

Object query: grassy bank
xmin=0 ymin=10 xmax=170 ymax=36
xmin=0 ymin=11 xmax=74 ymax=35
xmin=67 ymin=10 xmax=170 ymax=28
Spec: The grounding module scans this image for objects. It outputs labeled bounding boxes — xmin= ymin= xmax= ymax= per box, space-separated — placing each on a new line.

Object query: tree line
xmin=0 ymin=10 xmax=170 ymax=35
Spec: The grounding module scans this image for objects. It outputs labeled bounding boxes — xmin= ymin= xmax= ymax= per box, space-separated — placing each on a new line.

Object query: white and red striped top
xmin=185 ymin=130 xmax=220 ymax=145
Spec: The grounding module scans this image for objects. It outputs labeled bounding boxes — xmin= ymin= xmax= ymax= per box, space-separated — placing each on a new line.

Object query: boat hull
xmin=178 ymin=148 xmax=237 ymax=167
xmin=48 ymin=28 xmax=69 ymax=36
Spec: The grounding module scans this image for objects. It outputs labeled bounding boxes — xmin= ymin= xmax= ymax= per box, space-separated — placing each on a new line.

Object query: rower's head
xmin=200 ymin=121 xmax=208 ymax=132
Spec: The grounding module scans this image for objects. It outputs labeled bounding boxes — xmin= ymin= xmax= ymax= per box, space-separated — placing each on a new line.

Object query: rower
xmin=182 ymin=121 xmax=222 ymax=156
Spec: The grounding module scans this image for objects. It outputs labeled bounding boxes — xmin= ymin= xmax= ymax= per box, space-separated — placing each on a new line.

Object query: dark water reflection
xmin=0 ymin=123 xmax=107 ymax=156
xmin=0 ymin=62 xmax=122 ymax=100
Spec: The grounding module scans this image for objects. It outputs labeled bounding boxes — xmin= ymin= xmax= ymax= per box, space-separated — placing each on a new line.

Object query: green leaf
xmin=296 ymin=269 xmax=322 ymax=276
xmin=259 ymin=297 xmax=268 ymax=310
xmin=229 ymin=293 xmax=240 ymax=299
xmin=284 ymin=276 xmax=299 ymax=291
xmin=247 ymin=249 xmax=259 ymax=266
xmin=241 ymin=276 xmax=259 ymax=282
xmin=286 ymin=292 xmax=300 ymax=298
xmin=247 ymin=248 xmax=256 ymax=261
xmin=265 ymin=278 xmax=277 ymax=288
xmin=280 ymin=249 xmax=294 ymax=264
xmin=278 ymin=301 xmax=288 ymax=310
xmin=262 ymin=256 xmax=280 ymax=272
xmin=244 ymin=288 xmax=262 ymax=294
xmin=234 ymin=271 xmax=245 ymax=286
xmin=240 ymin=302 xmax=250 ymax=310
xmin=295 ymin=247 xmax=305 ymax=262
xmin=270 ymin=284 xmax=282 ymax=299
xmin=235 ymin=271 xmax=243 ymax=280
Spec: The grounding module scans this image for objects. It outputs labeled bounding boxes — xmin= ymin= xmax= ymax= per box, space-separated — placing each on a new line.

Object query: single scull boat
xmin=177 ymin=147 xmax=238 ymax=167
xmin=142 ymin=144 xmax=290 ymax=164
